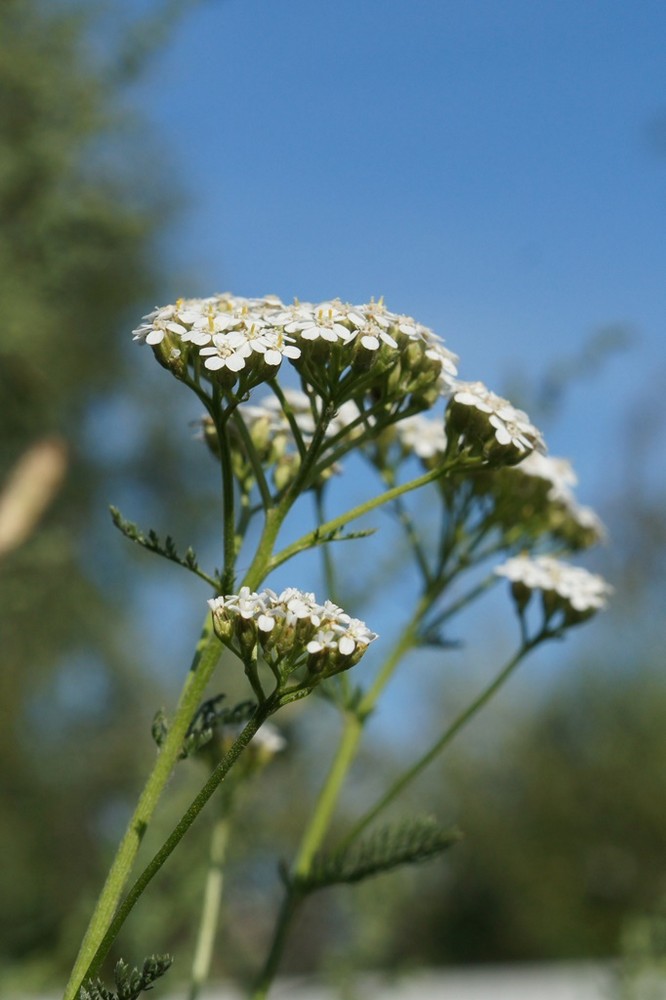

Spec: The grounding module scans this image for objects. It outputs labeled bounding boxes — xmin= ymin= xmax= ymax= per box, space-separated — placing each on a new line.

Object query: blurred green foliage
xmin=0 ymin=0 xmax=172 ymax=988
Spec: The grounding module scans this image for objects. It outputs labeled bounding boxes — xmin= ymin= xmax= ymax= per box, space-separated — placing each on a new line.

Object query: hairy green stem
xmin=249 ymin=616 xmax=424 ymax=998
xmin=231 ymin=410 xmax=273 ymax=512
xmin=293 ymin=713 xmax=363 ymax=879
xmin=341 ymin=640 xmax=537 ymax=849
xmin=63 ymin=621 xmax=222 ymax=1000
xmin=81 ymin=702 xmax=274 ymax=988
xmin=214 ymin=408 xmax=237 ymax=593
xmin=314 ymin=487 xmax=338 ymax=603
xmin=269 ymin=461 xmax=460 ymax=574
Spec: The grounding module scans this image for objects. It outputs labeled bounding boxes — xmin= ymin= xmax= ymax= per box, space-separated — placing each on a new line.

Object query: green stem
xmin=216 ymin=413 xmax=237 ymax=593
xmin=241 ymin=408 xmax=334 ymax=591
xmin=62 ymin=620 xmax=222 ymax=1000
xmin=296 ymin=614 xmax=422 ymax=877
xmin=423 ymin=572 xmax=497 ymax=634
xmin=268 ymin=379 xmax=307 ymax=459
xmin=249 ymin=887 xmax=304 ymax=1000
xmin=231 ymin=409 xmax=273 ymax=512
xmin=187 ymin=809 xmax=232 ymax=1000
xmin=293 ymin=712 xmax=364 ymax=878
xmin=314 ymin=487 xmax=338 ymax=603
xmin=248 ymin=617 xmax=423 ymax=999
xmin=242 ymin=505 xmax=287 ymax=591
xmin=340 ymin=640 xmax=537 ymax=850
xmin=269 ymin=462 xmax=461 ymax=574
xmin=81 ymin=701 xmax=274 ymax=988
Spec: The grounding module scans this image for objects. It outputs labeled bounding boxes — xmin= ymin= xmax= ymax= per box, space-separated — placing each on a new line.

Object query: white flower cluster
xmin=446 ymin=381 xmax=545 ymax=463
xmin=133 ymin=294 xmax=301 ymax=376
xmin=272 ymin=298 xmax=458 ymax=384
xmin=495 ymin=554 xmax=612 ymax=621
xmin=208 ymin=586 xmax=378 ymax=677
xmin=133 ymin=292 xmax=458 ymax=398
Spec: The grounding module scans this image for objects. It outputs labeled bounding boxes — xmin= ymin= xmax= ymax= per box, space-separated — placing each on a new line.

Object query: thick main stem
xmin=81 ymin=703 xmax=273 ymax=987
xmin=63 ymin=621 xmax=221 ymax=1000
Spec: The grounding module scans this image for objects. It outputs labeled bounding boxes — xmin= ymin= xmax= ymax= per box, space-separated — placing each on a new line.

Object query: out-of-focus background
xmin=2 ymin=0 xmax=665 ymax=994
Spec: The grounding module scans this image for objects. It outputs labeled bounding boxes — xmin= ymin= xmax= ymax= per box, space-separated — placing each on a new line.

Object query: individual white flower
xmin=495 ymin=554 xmax=612 ymax=622
xmin=332 ymin=616 xmax=378 ymax=656
xmin=199 ymin=335 xmax=251 ymax=373
xmin=211 ymin=586 xmax=268 ymax=622
xmin=285 ymin=302 xmax=353 ymax=343
xmin=271 ymin=300 xmax=316 ymax=329
xmin=257 ymin=587 xmax=324 ymax=634
xmin=353 ymin=321 xmax=399 ymax=351
xmin=132 ymin=304 xmax=183 ymax=345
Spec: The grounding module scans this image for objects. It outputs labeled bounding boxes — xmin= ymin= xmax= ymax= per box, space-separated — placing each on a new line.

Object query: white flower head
xmin=133 ymin=292 xmax=460 ymax=415
xmin=133 ymin=293 xmax=302 ymax=388
xmin=495 ymin=554 xmax=612 ymax=624
xmin=446 ymin=380 xmax=544 ymax=465
xmin=208 ymin=587 xmax=377 ymax=678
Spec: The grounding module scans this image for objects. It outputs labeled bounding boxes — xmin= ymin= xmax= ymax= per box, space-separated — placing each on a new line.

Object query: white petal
xmin=204 ymin=356 xmax=225 ymax=370
xmin=226 ymin=353 xmax=247 ymax=372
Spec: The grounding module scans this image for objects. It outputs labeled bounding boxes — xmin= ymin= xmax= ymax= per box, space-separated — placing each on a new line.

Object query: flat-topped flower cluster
xmin=208 ymin=586 xmax=378 ymax=678
xmin=133 ymin=293 xmax=458 ymax=406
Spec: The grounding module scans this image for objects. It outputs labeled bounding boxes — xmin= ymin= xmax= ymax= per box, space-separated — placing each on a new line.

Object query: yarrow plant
xmin=63 ymin=293 xmax=611 ymax=1000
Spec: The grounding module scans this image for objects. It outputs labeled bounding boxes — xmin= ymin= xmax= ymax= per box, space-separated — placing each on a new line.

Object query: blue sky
xmin=132 ymin=0 xmax=666 ymax=504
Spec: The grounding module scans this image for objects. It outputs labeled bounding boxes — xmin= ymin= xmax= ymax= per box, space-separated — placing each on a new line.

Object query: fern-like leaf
xmin=152 ymin=696 xmax=258 ymax=759
xmin=79 ymin=954 xmax=172 ymax=1000
xmin=312 ymin=525 xmax=376 ymax=547
xmin=295 ymin=817 xmax=461 ymax=892
xmin=109 ymin=507 xmax=219 ymax=588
